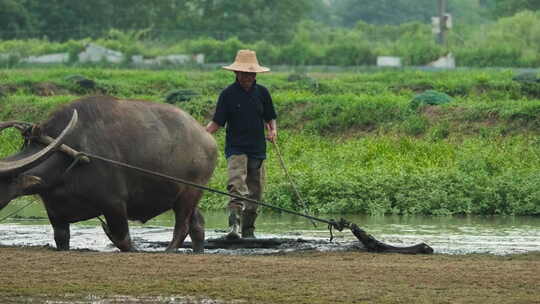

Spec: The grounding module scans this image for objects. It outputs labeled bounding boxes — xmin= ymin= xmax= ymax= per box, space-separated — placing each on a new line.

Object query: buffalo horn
xmin=0 ymin=110 xmax=78 ymax=177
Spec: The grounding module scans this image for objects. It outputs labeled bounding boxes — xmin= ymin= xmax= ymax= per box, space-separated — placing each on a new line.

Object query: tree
xmin=177 ymin=0 xmax=313 ymax=42
xmin=308 ymin=0 xmax=341 ymax=27
xmin=490 ymin=0 xmax=540 ymax=18
xmin=331 ymin=0 xmax=494 ymax=27
xmin=21 ymin=0 xmax=115 ymax=40
xmin=0 ymin=0 xmax=33 ymax=39
xmin=15 ymin=0 xmax=192 ymax=40
xmin=4 ymin=0 xmax=312 ymax=42
xmin=332 ymin=0 xmax=438 ymax=27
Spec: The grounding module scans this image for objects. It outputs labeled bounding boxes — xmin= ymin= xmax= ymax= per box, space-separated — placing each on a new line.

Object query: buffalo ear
xmin=30 ymin=124 xmax=41 ymax=138
xmin=17 ymin=175 xmax=44 ymax=194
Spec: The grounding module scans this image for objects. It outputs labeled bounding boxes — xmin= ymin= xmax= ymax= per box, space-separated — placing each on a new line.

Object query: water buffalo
xmin=0 ymin=96 xmax=217 ymax=252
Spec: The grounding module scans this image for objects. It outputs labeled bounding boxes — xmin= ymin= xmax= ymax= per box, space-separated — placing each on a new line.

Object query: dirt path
xmin=1 ymin=246 xmax=539 ymax=303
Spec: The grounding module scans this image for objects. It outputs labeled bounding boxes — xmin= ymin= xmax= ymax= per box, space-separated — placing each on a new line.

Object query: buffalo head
xmin=0 ymin=110 xmax=78 ymax=209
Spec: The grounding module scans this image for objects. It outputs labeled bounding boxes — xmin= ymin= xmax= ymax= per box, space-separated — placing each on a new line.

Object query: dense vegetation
xmin=1 ymin=68 xmax=539 ymax=216
xmin=1 ymin=1 xmax=539 ymax=67
xmin=1 ymin=0 xmax=536 ymax=40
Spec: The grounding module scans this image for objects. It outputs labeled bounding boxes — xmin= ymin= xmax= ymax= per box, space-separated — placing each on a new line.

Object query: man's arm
xmin=266 ymin=119 xmax=277 ymax=142
xmin=206 ymin=121 xmax=221 ymax=134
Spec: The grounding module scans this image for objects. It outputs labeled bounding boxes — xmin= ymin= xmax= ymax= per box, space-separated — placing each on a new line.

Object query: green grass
xmin=1 ymin=67 xmax=540 ymax=215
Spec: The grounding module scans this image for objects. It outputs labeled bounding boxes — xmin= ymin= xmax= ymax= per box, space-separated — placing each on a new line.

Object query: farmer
xmin=206 ymin=49 xmax=277 ymax=239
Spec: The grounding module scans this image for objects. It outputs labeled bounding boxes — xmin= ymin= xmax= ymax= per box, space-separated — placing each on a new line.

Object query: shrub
xmin=410 ymin=90 xmax=454 ymax=110
xmin=402 ymin=115 xmax=429 ymax=136
xmin=323 ymin=31 xmax=375 ymax=66
xmin=165 ymin=89 xmax=199 ymax=103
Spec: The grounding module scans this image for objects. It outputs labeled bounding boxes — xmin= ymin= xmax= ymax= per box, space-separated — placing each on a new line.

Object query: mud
xmin=3 ymin=295 xmax=240 ymax=304
xmin=0 ymin=224 xmax=362 ymax=254
xmin=32 ymin=82 xmax=66 ymax=96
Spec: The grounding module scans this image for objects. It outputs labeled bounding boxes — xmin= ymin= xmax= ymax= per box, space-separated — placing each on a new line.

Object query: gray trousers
xmin=226 ymin=154 xmax=265 ymax=214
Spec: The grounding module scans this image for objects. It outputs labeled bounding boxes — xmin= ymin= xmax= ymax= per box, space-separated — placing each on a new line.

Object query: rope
xmin=0 ymin=200 xmax=34 ymax=223
xmin=272 ymin=140 xmax=317 ymax=227
xmin=81 ymin=151 xmax=338 ymax=227
xmin=0 ymin=154 xmax=106 ymax=224
xmin=0 ymin=136 xmax=434 ymax=253
xmin=0 ymin=149 xmax=344 ymax=236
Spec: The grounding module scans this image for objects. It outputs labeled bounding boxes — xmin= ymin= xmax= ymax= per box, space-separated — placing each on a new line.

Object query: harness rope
xmin=81 ymin=151 xmax=343 ymax=229
xmin=0 ymin=200 xmax=35 ymax=223
xmin=81 ymin=151 xmax=350 ymax=241
xmin=272 ymin=140 xmax=317 ymax=228
xmin=0 ymin=149 xmax=345 ymax=240
xmin=0 ymin=133 xmax=434 ymax=253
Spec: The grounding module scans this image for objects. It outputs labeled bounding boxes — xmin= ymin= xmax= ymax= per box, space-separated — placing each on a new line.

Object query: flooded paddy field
xmin=1 ymin=201 xmax=540 ymax=304
xmin=1 ymin=200 xmax=539 ymax=255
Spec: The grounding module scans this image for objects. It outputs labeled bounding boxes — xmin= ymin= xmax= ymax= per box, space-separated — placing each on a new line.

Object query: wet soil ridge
xmin=146 ymin=238 xmax=335 ymax=251
xmin=330 ymin=218 xmax=434 ymax=254
xmin=349 ymin=223 xmax=434 ymax=254
xmin=145 ymin=232 xmax=433 ymax=254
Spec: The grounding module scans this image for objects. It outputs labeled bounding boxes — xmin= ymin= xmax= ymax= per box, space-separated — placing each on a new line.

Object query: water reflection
xmin=0 ymin=200 xmax=539 ymax=255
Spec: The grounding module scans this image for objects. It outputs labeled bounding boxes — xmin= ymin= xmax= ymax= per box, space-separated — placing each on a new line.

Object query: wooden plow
xmin=74 ymin=150 xmax=435 ymax=254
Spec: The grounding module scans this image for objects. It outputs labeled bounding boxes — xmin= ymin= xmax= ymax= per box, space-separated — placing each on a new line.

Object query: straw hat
xmin=222 ymin=49 xmax=270 ymax=73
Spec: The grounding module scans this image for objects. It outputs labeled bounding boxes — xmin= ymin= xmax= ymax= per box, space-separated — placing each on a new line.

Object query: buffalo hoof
xmin=119 ymin=246 xmax=138 ymax=253
xmin=224 ymin=231 xmax=241 ymax=240
xmin=192 ymin=246 xmax=204 ymax=254
xmin=165 ymin=247 xmax=176 ymax=253
xmin=115 ymin=238 xmax=137 ymax=252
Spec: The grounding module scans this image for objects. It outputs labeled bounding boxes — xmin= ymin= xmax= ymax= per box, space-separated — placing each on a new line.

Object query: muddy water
xmin=1 ymin=199 xmax=539 ymax=255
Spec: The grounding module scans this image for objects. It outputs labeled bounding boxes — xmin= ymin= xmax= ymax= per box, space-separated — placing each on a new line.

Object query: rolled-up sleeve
xmin=261 ymin=87 xmax=277 ymax=122
xmin=212 ymin=93 xmax=227 ymax=126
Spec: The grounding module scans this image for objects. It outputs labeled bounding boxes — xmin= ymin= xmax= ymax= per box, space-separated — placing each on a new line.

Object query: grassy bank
xmin=1 ymin=68 xmax=539 ymax=216
xmin=0 ymin=246 xmax=539 ymax=304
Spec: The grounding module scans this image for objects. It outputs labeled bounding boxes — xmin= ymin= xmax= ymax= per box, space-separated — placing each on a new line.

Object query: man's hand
xmin=267 ymin=129 xmax=277 ymax=142
xmin=206 ymin=121 xmax=220 ymax=134
xmin=266 ymin=120 xmax=277 ymax=142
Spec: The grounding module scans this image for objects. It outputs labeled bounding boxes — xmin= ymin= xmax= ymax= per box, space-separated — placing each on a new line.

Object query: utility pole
xmin=437 ymin=0 xmax=448 ymax=46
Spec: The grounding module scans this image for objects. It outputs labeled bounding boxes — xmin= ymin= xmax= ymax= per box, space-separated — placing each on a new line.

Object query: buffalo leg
xmin=45 ymin=207 xmax=71 ymax=251
xmin=103 ymin=205 xmax=135 ymax=252
xmin=189 ymin=207 xmax=205 ymax=253
xmin=51 ymin=221 xmax=70 ymax=251
xmin=167 ymin=188 xmax=204 ymax=253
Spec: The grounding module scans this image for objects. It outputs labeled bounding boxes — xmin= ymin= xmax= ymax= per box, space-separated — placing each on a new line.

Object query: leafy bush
xmin=323 ymin=31 xmax=375 ymax=66
xmin=2 ymin=12 xmax=540 ymax=68
xmin=410 ymin=90 xmax=454 ymax=110
xmin=456 ymin=45 xmax=522 ymax=68
xmin=402 ymin=115 xmax=429 ymax=136
xmin=454 ymin=11 xmax=540 ymax=68
xmin=165 ymin=89 xmax=199 ymax=103
xmin=512 ymin=72 xmax=539 ymax=83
